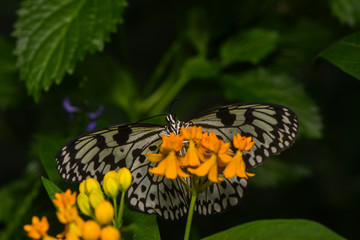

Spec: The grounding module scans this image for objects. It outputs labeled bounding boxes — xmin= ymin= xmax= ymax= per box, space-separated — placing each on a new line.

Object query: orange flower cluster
xmin=147 ymin=126 xmax=255 ymax=184
xmin=24 ymin=168 xmax=133 ymax=240
xmin=24 ymin=188 xmax=121 ymax=240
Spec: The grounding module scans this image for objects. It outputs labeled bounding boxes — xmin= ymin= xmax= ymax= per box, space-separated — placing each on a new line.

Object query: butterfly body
xmin=56 ymin=103 xmax=298 ymax=220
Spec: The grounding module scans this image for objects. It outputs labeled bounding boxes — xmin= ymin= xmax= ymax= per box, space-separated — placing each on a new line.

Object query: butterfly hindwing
xmin=195 ymin=177 xmax=247 ymax=215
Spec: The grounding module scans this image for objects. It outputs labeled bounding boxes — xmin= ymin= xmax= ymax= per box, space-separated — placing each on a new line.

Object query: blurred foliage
xmin=0 ymin=0 xmax=359 ymax=239
xmin=320 ymin=32 xmax=360 ymax=80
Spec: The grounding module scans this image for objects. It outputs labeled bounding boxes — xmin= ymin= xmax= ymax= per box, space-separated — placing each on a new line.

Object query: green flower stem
xmin=116 ymin=191 xmax=126 ymax=228
xmin=112 ymin=196 xmax=118 ymax=227
xmin=184 ymin=189 xmax=197 ymax=240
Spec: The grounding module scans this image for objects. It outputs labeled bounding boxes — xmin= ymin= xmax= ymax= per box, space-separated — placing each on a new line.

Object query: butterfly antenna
xmin=134 ymin=113 xmax=168 ymax=124
xmin=169 ymin=98 xmax=180 ymax=114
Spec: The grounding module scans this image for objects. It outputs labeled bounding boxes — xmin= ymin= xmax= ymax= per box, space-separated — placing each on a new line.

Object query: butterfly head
xmin=165 ymin=114 xmax=191 ymax=135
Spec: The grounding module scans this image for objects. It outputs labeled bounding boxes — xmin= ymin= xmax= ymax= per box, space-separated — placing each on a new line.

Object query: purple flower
xmin=63 ymin=97 xmax=104 ymax=131
xmin=86 ymin=105 xmax=104 ymax=131
xmin=63 ymin=97 xmax=81 ymax=120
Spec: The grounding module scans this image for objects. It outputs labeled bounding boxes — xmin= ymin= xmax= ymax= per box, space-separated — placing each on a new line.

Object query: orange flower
xmin=180 ymin=126 xmax=205 ymax=167
xmin=201 ymin=131 xmax=233 ymax=165
xmin=56 ymin=204 xmax=79 ymax=224
xmin=147 ymin=133 xmax=189 ymax=179
xmin=223 ymin=133 xmax=255 ymax=179
xmin=233 ymin=133 xmax=255 ymax=151
xmin=53 ymin=189 xmax=77 ymax=210
xmin=56 ymin=216 xmax=84 ymax=240
xmin=53 ymin=190 xmax=79 ymax=224
xmin=159 ymin=133 xmax=184 ymax=154
xmin=23 ymin=216 xmax=55 ymax=240
xmin=188 ymin=131 xmax=233 ymax=183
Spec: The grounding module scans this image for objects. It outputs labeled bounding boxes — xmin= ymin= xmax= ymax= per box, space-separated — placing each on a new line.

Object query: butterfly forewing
xmin=56 ymin=123 xmax=165 ymax=182
xmin=188 ymin=103 xmax=298 ymax=168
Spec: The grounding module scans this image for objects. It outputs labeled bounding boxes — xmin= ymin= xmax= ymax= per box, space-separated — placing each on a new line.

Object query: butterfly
xmin=56 ymin=103 xmax=298 ymax=220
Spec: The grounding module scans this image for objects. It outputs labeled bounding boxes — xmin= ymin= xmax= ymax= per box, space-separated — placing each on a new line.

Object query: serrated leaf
xmin=220 ymin=28 xmax=279 ymax=67
xmin=13 ymin=0 xmax=127 ymax=100
xmin=221 ymin=68 xmax=322 ymax=138
xmin=122 ymin=205 xmax=161 ymax=240
xmin=41 ymin=176 xmax=63 ymax=201
xmin=330 ymin=0 xmax=360 ymax=27
xmin=319 ymin=32 xmax=360 ymax=80
xmin=202 ymin=219 xmax=345 ymax=240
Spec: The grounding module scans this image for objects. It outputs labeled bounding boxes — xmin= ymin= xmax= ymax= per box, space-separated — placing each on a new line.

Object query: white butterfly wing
xmin=56 ymin=123 xmax=189 ymax=220
xmin=188 ymin=103 xmax=298 ymax=215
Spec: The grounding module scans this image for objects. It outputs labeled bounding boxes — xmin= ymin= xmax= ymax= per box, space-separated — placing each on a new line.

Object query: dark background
xmin=0 ymin=0 xmax=359 ymax=239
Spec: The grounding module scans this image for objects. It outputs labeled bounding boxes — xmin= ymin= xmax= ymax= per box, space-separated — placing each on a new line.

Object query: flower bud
xmin=101 ymin=225 xmax=121 ymax=240
xmin=103 ymin=176 xmax=119 ymax=199
xmin=95 ymin=200 xmax=114 ymax=225
xmin=77 ymin=193 xmax=92 ymax=216
xmin=85 ymin=178 xmax=101 ymax=195
xmin=79 ymin=180 xmax=86 ymax=193
xmin=82 ymin=220 xmax=101 ymax=240
xmin=89 ymin=188 xmax=104 ymax=209
xmin=117 ymin=168 xmax=132 ymax=192
xmin=103 ymin=170 xmax=118 ymax=183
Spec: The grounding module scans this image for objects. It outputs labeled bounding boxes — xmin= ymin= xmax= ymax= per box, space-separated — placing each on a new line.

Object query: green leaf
xmin=181 ymin=56 xmax=219 ymax=79
xmin=41 ymin=176 xmax=63 ymax=200
xmin=202 ymin=219 xmax=345 ymax=240
xmin=273 ymin=19 xmax=332 ymax=72
xmin=221 ymin=68 xmax=322 ymax=138
xmin=319 ymin=32 xmax=360 ymax=80
xmin=13 ymin=0 xmax=127 ymax=100
xmin=330 ymin=0 xmax=360 ymax=27
xmin=122 ymin=205 xmax=161 ymax=240
xmin=36 ymin=134 xmax=69 ymax=184
xmin=220 ymin=28 xmax=279 ymax=67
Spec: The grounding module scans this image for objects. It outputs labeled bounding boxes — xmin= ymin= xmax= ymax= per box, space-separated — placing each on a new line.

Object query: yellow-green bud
xmin=103 ymin=176 xmax=119 ymax=199
xmin=77 ymin=193 xmax=92 ymax=217
xmin=85 ymin=178 xmax=101 ymax=195
xmin=95 ymin=200 xmax=114 ymax=225
xmin=101 ymin=225 xmax=121 ymax=240
xmin=103 ymin=170 xmax=118 ymax=182
xmin=89 ymin=188 xmax=104 ymax=209
xmin=117 ymin=167 xmax=132 ymax=192
xmin=79 ymin=180 xmax=86 ymax=193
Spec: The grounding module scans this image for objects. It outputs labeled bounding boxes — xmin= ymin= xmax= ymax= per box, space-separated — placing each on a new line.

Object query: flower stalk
xmin=184 ymin=189 xmax=198 ymax=240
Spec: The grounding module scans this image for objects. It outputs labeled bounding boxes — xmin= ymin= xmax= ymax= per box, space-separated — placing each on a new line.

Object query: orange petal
xmin=208 ymin=164 xmax=221 ymax=183
xmin=146 ymin=153 xmax=165 ymax=163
